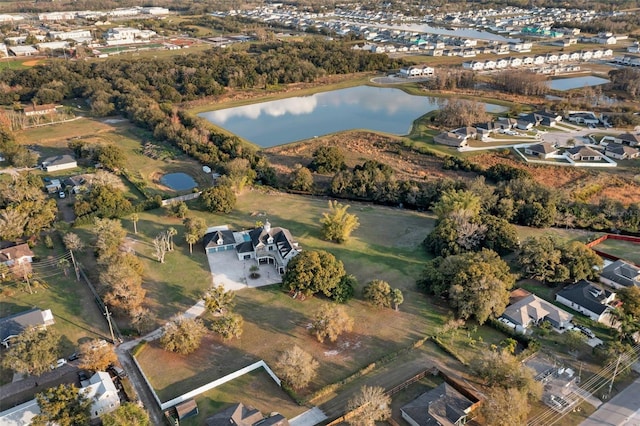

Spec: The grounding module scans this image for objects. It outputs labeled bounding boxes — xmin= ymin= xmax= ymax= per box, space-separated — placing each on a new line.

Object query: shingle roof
xmin=203 ymin=230 xmax=236 ymax=248
xmin=601 ymin=260 xmax=640 ymax=288
xmin=556 ymin=280 xmax=612 ymax=316
xmin=527 ymin=142 xmax=557 ymax=155
xmin=503 ymin=294 xmax=572 ymax=327
xmin=566 ymin=146 xmax=602 ymax=158
xmin=0 ymin=243 xmax=34 ymax=264
xmin=205 ymin=403 xmax=264 ymax=426
xmin=0 ymin=308 xmax=54 ymax=343
xmin=401 ymin=382 xmax=473 ymax=426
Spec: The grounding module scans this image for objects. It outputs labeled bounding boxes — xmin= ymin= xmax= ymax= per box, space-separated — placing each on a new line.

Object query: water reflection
xmin=199 ymin=86 xmax=506 ymax=147
xmin=547 ymin=76 xmax=610 ymax=91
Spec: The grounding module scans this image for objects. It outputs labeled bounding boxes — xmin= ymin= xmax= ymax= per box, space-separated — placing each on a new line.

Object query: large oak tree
xmin=281 ymin=250 xmax=345 ymax=297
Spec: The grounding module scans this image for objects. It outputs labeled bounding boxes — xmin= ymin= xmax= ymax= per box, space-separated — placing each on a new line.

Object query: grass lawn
xmin=443 ymin=323 xmax=514 ymax=364
xmin=592 ymin=238 xmax=640 ymax=265
xmin=0 ymin=234 xmax=111 ymax=385
xmin=134 ymin=190 xmax=449 ymax=402
xmin=20 ymin=117 xmax=211 ymax=197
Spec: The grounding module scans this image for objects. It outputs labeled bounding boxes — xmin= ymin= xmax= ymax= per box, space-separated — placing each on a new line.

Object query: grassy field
xmin=592 ymin=238 xmax=640 ymax=265
xmin=0 ymin=234 xmax=111 ymax=385
xmin=134 ymin=190 xmax=449 ymax=403
xmin=21 ymin=117 xmax=211 ymax=196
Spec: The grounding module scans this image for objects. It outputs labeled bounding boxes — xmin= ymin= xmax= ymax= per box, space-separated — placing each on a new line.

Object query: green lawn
xmin=592 ymin=238 xmax=640 ymax=265
xmin=134 ymin=190 xmax=449 ymax=402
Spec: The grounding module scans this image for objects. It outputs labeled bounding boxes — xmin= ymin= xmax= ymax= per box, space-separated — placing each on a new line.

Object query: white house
xmin=555 ymin=280 xmax=616 ymax=324
xmin=509 ymin=57 xmax=523 ymax=68
xmin=559 ymin=53 xmax=570 ymax=62
xmin=81 ymin=372 xmax=121 ymax=419
xmin=581 ymin=50 xmax=593 ymax=61
xmin=0 ymin=399 xmax=41 ymax=425
xmin=522 ymin=56 xmax=534 ymax=66
xmin=600 ymin=259 xmax=640 ymax=289
xmin=204 ymin=221 xmax=301 ymax=275
xmin=484 ymin=59 xmax=496 ymax=70
xmin=462 ymin=61 xmax=484 ymax=71
xmin=496 ymin=58 xmax=509 ymax=69
xmin=534 ymin=55 xmax=546 ymax=65
xmin=41 ymin=155 xmax=77 ymax=172
xmin=0 ymin=243 xmax=34 ymax=267
xmin=569 ymin=52 xmax=581 ymax=61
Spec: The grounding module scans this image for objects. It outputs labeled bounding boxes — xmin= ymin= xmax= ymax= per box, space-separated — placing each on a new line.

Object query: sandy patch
xmin=22 ymin=59 xmax=42 ymax=67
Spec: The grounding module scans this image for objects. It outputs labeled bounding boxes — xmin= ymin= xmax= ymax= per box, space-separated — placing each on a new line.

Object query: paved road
xmin=579 ymin=376 xmax=640 ymax=426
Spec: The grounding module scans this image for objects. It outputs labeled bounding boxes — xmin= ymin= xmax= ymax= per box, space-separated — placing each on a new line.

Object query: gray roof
xmin=203 ymin=230 xmax=236 ymax=248
xmin=618 ymin=133 xmax=640 ymax=144
xmin=600 ymin=260 xmax=640 ymax=288
xmin=401 ymin=382 xmax=473 ymax=426
xmin=0 ymin=308 xmax=54 ymax=344
xmin=527 ymin=142 xmax=557 ymax=155
xmin=605 ymin=145 xmax=639 ymax=156
xmin=566 ymin=146 xmax=602 ymax=158
xmin=434 ymin=132 xmax=466 ymax=147
xmin=42 ymin=154 xmax=76 ymax=166
xmin=248 ymin=225 xmax=298 ymax=259
xmin=205 ymin=403 xmax=263 ymax=426
xmin=556 ymin=280 xmax=612 ymax=316
xmin=503 ymin=294 xmax=572 ymax=327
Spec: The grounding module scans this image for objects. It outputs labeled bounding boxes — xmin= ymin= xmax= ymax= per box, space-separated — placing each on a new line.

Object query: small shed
xmin=175 ymin=399 xmax=199 ymax=420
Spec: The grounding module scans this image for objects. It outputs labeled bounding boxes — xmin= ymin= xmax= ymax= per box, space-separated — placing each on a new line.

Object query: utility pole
xmin=69 ymin=250 xmax=80 ymax=281
xmin=607 ymin=353 xmax=623 ymax=397
xmin=21 ymin=262 xmax=33 ymax=294
xmin=104 ymin=305 xmax=116 ymax=345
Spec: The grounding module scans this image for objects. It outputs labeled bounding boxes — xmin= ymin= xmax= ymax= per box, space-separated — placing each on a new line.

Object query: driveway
xmin=206 ymin=250 xmax=282 ymax=291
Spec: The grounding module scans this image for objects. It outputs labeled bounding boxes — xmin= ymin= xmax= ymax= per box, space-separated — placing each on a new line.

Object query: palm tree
xmin=167 ymin=227 xmax=177 ymax=251
xmin=131 ymin=213 xmax=139 ymax=235
xmin=185 ymin=233 xmax=198 ymax=254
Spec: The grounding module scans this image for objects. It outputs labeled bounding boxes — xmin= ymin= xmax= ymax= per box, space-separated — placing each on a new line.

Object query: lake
xmin=547 ymin=76 xmax=610 ymax=91
xmin=199 ymin=86 xmax=507 ymax=147
xmin=160 ymin=173 xmax=197 ymax=191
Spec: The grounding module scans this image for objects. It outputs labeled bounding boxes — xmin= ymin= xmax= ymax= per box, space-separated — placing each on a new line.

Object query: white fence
xmin=161 ymin=191 xmax=202 ymax=206
xmin=159 ymin=360 xmax=281 ymax=410
xmin=513 ymin=146 xmax=618 ymax=168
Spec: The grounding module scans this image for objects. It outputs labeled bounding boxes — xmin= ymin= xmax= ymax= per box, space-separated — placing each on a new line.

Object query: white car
xmin=51 ymin=358 xmax=67 ymax=369
xmin=59 ymin=191 xmax=66 ymax=199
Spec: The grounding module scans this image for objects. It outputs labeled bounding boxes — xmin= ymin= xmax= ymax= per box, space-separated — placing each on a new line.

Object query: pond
xmin=547 ymin=76 xmax=610 ymax=91
xmin=160 ymin=173 xmax=197 ymax=191
xmin=199 ymin=86 xmax=508 ymax=147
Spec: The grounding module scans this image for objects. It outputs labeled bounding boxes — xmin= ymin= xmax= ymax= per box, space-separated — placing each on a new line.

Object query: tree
xmin=100 ymin=255 xmax=145 ymax=317
xmin=2 ymin=327 xmax=59 ymax=376
xmin=32 ymin=384 xmax=91 ymax=426
xmin=618 ymin=286 xmax=640 ymax=319
xmin=320 ymin=200 xmax=360 ymax=244
xmin=281 ymin=250 xmax=345 ymax=297
xmin=418 ymin=249 xmax=515 ymax=324
xmin=565 ymin=330 xmax=587 ymax=352
xmin=183 ymin=216 xmax=207 ymax=239
xmin=435 ymin=99 xmax=490 ymax=128
xmin=518 ymin=235 xmax=567 ymax=284
xmin=312 ymin=304 xmax=354 ymax=343
xmin=160 ymin=316 xmax=207 ymax=355
xmin=330 ymin=274 xmax=356 ymax=303
xmin=363 ymin=280 xmax=392 ymax=308
xmin=391 ymin=288 xmax=404 ymax=311
xmin=201 ymin=184 xmax=236 ymax=213
xmin=185 ymin=233 xmax=198 ymax=254
xmin=97 ymin=144 xmax=126 ymax=173
xmin=63 ymin=232 xmax=84 ymax=252
xmin=130 ymin=213 xmax=139 ymax=235
xmin=479 ymin=387 xmax=530 ymax=426
xmin=561 ymin=241 xmax=603 ymax=282
xmin=310 ymin=146 xmax=345 ymax=174
xmin=78 ymin=339 xmax=117 ymax=372
xmin=94 ymin=218 xmax=127 ymax=264
xmin=275 ymin=345 xmax=319 ymax=390
xmin=167 ymin=227 xmax=177 ymax=251
xmin=346 ymin=385 xmax=391 ymax=426
xmin=153 ymin=233 xmax=168 ymax=263
xmin=433 ymin=189 xmax=482 ymax=220
xmin=470 ymin=349 xmax=541 ymax=399
xmin=102 ymin=402 xmax=150 ymax=426
xmin=57 ymin=258 xmax=71 ymax=277
xmin=211 ymin=313 xmax=244 ymax=340
xmin=290 ymin=166 xmax=314 ymax=192
xmin=204 ymin=285 xmax=235 ymax=316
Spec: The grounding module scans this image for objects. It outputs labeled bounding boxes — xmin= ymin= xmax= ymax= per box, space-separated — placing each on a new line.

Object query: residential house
xmin=81 ymin=371 xmax=120 ymax=419
xmin=534 ymin=110 xmax=563 ymax=126
xmin=399 ymin=65 xmax=434 ymax=77
xmin=581 ymin=50 xmax=593 ymax=61
xmin=600 ymin=259 xmax=640 ymax=289
xmin=483 ymin=59 xmax=496 ymax=70
xmin=569 ymin=51 xmax=581 ymax=62
xmin=509 ymin=41 xmax=532 ymax=52
xmin=592 ymin=49 xmax=604 ymax=59
xmin=555 ymin=280 xmax=616 ymax=324
xmin=495 ymin=117 xmax=517 ymax=130
xmin=475 ymin=122 xmax=496 ymax=140
xmin=0 ymin=308 xmax=55 ymax=348
xmin=205 ymin=403 xmax=289 ymax=426
xmin=533 ymin=55 xmax=546 ymax=65
xmin=41 ymin=154 xmax=77 ymax=172
xmin=502 ymin=289 xmax=573 ymax=333
xmin=604 ymin=145 xmax=640 ymax=160
xmin=604 ymin=48 xmax=614 ymax=57
xmin=522 ymin=56 xmax=534 ymax=66
xmin=524 ymin=142 xmax=558 ymax=158
xmin=401 ymin=382 xmax=475 ymax=426
xmin=546 ymin=53 xmax=559 ymax=63
xmin=205 ymin=221 xmax=301 ymax=275
xmin=433 ymin=132 xmax=469 ymax=148
xmin=0 ymin=399 xmax=41 ymax=426
xmin=559 ymin=53 xmax=570 ymax=62
xmin=0 ymin=243 xmax=34 ymax=267
xmin=597 ymin=35 xmax=617 ymax=45
xmin=564 ymin=146 xmax=603 ymax=162
xmin=516 ymin=113 xmax=539 ymax=130
xmin=494 ymin=44 xmax=510 ymax=55
xmin=509 ymin=56 xmax=523 ymax=68
xmin=23 ymin=104 xmax=58 ymax=116
xmin=615 ymin=133 xmax=640 ymax=147
xmin=495 ymin=58 xmax=509 ymax=69
xmin=462 ymin=61 xmax=484 ymax=71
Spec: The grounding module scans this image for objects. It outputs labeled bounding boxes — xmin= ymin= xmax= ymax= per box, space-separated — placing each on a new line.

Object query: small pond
xmin=199 ymin=85 xmax=508 ymax=147
xmin=547 ymin=76 xmax=610 ymax=91
xmin=160 ymin=173 xmax=197 ymax=191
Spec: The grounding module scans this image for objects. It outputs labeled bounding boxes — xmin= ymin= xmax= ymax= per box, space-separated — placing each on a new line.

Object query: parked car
xmin=68 ymin=352 xmax=79 ymax=362
xmin=51 ymin=358 xmax=67 ymax=369
xmin=108 ymin=365 xmax=127 ymax=379
xmin=78 ymin=371 xmax=89 ymax=382
xmin=59 ymin=191 xmax=66 ymax=199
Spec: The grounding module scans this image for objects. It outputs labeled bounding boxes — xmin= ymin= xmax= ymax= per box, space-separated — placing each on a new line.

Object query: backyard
xmin=591 ymin=237 xmax=640 ymax=265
